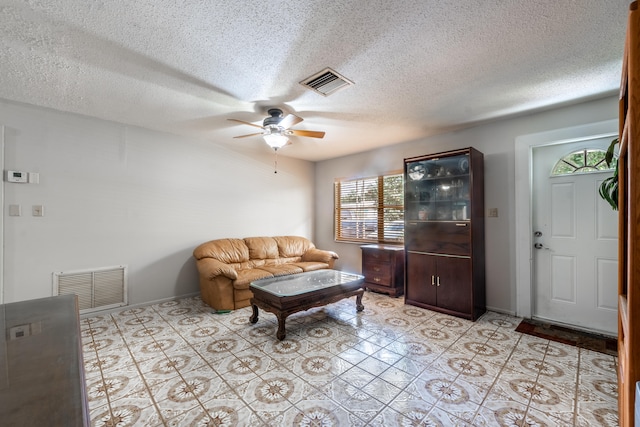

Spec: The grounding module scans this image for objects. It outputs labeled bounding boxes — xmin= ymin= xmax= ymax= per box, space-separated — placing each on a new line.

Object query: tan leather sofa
xmin=193 ymin=236 xmax=339 ymax=310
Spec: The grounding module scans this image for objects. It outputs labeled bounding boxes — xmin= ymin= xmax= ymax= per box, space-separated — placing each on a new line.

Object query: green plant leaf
xmin=604 ymin=137 xmax=618 ymax=167
xmin=598 ymin=137 xmax=619 ymax=210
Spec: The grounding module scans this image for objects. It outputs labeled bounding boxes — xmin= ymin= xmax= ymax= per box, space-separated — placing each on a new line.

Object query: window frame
xmin=550 ymin=148 xmax=615 ymax=176
xmin=334 ymin=171 xmax=404 ymax=244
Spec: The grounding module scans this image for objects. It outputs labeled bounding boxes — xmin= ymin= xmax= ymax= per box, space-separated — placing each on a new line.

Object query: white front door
xmin=532 ymin=139 xmax=618 ymax=335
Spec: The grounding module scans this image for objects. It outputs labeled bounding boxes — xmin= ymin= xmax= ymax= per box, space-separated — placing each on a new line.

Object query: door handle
xmin=437 ymin=277 xmax=441 ymax=287
xmin=534 ymin=243 xmax=551 ymax=250
xmin=431 ymin=275 xmax=435 ymax=286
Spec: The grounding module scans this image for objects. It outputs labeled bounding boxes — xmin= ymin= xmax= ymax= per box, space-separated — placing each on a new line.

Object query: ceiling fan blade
xmin=233 ymin=132 xmax=264 ymax=138
xmin=289 ymin=129 xmax=325 ymax=139
xmin=227 ymin=118 xmax=264 ymax=129
xmin=278 ymin=114 xmax=304 ymax=129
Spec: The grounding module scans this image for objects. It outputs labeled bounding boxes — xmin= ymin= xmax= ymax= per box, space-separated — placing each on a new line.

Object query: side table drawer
xmin=363 ymin=263 xmax=392 ymax=286
xmin=362 ymin=249 xmax=392 ymax=264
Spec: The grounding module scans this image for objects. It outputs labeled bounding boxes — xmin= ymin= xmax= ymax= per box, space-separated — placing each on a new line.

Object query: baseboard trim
xmin=486 ymin=306 xmax=516 ymax=317
xmin=79 ymin=292 xmax=200 ymax=319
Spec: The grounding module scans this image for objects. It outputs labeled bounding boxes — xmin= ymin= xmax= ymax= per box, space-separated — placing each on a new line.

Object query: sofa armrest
xmin=302 ymin=248 xmax=339 ymax=263
xmin=196 ymin=258 xmax=238 ymax=281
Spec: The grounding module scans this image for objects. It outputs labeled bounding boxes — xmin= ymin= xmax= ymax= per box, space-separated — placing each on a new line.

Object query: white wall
xmin=314 ymin=95 xmax=619 ymax=315
xmin=0 ymin=100 xmax=315 ymax=305
xmin=1 ymin=95 xmax=620 ymax=314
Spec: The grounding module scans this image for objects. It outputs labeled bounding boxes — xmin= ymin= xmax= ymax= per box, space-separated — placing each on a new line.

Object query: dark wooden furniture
xmin=361 ymin=244 xmax=405 ymax=296
xmin=249 ymin=270 xmax=364 ymax=340
xmin=403 ymin=147 xmax=485 ymax=320
xmin=617 ymin=2 xmax=639 ymax=426
xmin=0 ymin=295 xmax=90 ymax=426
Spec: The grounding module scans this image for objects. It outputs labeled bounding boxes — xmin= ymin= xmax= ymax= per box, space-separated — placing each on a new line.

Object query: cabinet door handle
xmin=431 ymin=275 xmax=435 ymax=286
xmin=437 ymin=277 xmax=441 ymax=287
xmin=455 ymin=223 xmax=468 ymax=227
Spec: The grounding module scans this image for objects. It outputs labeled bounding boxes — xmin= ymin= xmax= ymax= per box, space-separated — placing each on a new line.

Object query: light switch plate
xmin=9 ymin=204 xmax=21 ymax=216
xmin=32 ymin=205 xmax=44 ymax=217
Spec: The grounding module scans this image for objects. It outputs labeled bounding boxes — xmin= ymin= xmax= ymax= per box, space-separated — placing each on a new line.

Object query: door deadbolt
xmin=534 ymin=231 xmax=542 ymax=237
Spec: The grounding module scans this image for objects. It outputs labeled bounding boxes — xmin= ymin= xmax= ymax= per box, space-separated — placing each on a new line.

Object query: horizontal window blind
xmin=335 ymin=173 xmax=404 ymax=243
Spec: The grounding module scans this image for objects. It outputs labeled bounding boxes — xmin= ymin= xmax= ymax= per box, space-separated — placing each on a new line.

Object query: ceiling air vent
xmin=300 ymin=68 xmax=354 ymax=96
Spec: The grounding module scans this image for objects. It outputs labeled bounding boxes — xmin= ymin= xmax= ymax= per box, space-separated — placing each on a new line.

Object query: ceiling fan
xmin=228 ymin=108 xmax=325 ymax=150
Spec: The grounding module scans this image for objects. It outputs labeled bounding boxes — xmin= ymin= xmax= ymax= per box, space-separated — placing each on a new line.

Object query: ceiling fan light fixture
xmin=229 ymin=109 xmax=324 ymax=147
xmin=263 ymin=132 xmax=289 ymax=149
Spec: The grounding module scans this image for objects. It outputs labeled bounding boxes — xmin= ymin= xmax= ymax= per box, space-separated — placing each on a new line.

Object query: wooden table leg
xmin=356 ymin=290 xmax=364 ymax=312
xmin=249 ymin=304 xmax=259 ymax=324
xmin=276 ymin=313 xmax=287 ymax=340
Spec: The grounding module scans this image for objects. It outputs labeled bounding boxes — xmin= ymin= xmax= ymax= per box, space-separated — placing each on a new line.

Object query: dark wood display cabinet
xmin=361 ymin=244 xmax=405 ymax=297
xmin=404 ymin=147 xmax=485 ymax=320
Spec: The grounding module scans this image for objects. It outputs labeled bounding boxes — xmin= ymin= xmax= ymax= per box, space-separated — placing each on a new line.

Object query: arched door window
xmin=551 ymin=148 xmax=615 ymax=176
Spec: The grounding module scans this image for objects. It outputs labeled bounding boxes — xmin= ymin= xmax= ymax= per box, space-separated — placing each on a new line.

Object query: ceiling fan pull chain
xmin=274 ymin=149 xmax=278 ymax=174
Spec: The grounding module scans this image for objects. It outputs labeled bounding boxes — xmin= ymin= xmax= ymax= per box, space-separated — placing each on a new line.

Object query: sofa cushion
xmin=274 ymin=236 xmax=314 ymax=258
xmin=256 ymin=264 xmax=304 ymax=277
xmin=290 ymin=261 xmax=331 ymax=272
xmin=232 ymin=268 xmax=274 ymax=289
xmin=244 ymin=237 xmax=279 ymax=260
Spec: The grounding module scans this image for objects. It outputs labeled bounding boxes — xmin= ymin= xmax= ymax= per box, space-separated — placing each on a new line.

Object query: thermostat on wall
xmin=5 ymin=170 xmax=28 ymax=183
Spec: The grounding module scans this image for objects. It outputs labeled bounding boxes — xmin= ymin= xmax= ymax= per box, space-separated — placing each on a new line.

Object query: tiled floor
xmin=81 ymin=291 xmax=618 ymax=426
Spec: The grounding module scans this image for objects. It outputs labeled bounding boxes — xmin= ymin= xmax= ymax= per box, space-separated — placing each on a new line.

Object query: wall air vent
xmin=300 ymin=67 xmax=354 ymax=96
xmin=53 ymin=265 xmax=127 ymax=314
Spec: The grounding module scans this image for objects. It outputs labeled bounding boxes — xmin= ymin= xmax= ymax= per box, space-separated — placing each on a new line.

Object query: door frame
xmin=514 ymin=119 xmax=617 ymax=319
xmin=0 ymin=126 xmax=4 ymax=304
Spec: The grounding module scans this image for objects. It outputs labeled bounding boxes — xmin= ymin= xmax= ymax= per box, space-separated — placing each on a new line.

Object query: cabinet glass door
xmin=405 ymin=152 xmax=471 ymax=222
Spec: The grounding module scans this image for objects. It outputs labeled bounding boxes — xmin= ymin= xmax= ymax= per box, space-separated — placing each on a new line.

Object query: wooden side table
xmin=361 ymin=244 xmax=405 ymax=297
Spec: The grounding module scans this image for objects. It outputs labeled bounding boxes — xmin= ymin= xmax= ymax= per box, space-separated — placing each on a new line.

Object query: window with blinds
xmin=334 ymin=172 xmax=404 ymax=243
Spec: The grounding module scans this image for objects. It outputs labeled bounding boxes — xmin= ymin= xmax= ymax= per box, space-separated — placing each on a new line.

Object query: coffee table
xmin=249 ymin=270 xmax=365 ymax=340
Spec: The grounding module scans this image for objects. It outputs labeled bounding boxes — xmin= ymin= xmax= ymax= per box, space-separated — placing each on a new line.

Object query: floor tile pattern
xmin=81 ymin=292 xmax=618 ymax=426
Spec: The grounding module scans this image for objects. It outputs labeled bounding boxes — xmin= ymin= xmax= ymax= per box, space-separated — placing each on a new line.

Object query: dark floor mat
xmin=515 ymin=318 xmax=617 ymax=356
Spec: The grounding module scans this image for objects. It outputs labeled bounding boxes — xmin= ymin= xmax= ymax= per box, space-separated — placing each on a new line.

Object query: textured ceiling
xmin=0 ymin=1 xmax=630 ymax=161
